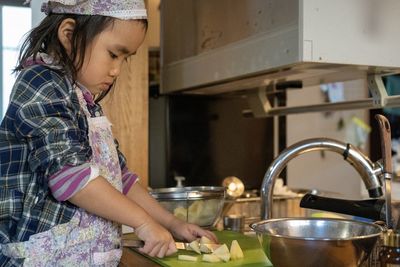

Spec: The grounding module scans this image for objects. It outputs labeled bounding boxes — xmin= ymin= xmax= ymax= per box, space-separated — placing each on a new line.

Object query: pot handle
xmin=300 ymin=193 xmax=385 ymax=220
xmin=373 ymin=220 xmax=388 ymax=232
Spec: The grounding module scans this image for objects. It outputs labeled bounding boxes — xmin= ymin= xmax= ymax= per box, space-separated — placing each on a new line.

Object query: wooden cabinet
xmin=161 ymin=0 xmax=400 ymax=95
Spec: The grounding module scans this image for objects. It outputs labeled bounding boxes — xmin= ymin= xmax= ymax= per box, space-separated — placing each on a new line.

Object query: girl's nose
xmin=109 ymin=63 xmax=122 ymax=77
xmin=109 ymin=68 xmax=120 ymax=77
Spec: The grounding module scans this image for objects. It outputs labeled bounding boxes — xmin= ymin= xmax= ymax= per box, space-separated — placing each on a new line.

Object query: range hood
xmin=160 ymin=0 xmax=400 ymax=116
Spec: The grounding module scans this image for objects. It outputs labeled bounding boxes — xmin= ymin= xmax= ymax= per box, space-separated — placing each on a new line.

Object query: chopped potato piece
xmin=179 ymin=239 xmax=244 ymax=263
xmin=200 ymin=236 xmax=214 ymax=244
xmin=216 ymin=253 xmax=231 ymax=262
xmin=178 ymin=255 xmax=198 ymax=262
xmin=189 ymin=240 xmax=201 ymax=254
xmin=212 ymin=244 xmax=230 ymax=256
xmin=173 ymin=206 xmax=187 ymax=221
xmin=199 ymin=243 xmax=212 ymax=253
xmin=212 ymin=244 xmax=231 ymax=262
xmin=230 ymin=240 xmax=244 ymax=260
xmin=202 ymin=254 xmax=221 ymax=263
xmin=199 ymin=236 xmax=215 ymax=253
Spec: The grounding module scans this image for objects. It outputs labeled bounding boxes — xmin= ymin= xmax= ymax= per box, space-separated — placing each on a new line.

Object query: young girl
xmin=0 ymin=0 xmax=216 ymax=266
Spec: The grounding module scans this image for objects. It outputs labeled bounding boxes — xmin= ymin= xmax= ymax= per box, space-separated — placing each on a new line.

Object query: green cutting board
xmin=127 ymin=230 xmax=272 ymax=267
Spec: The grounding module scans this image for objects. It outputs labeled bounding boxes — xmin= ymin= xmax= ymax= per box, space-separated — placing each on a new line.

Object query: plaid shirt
xmin=0 ymin=65 xmax=129 ymax=253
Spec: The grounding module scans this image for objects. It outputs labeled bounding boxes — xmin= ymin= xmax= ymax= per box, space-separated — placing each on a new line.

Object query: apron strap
xmin=74 ymin=85 xmax=92 ymax=118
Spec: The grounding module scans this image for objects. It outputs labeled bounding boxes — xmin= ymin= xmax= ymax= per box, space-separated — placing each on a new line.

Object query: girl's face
xmin=77 ymin=19 xmax=146 ymax=95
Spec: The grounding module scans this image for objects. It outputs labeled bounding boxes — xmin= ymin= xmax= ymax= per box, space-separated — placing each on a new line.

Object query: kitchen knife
xmin=121 ymin=239 xmax=220 ymax=252
xmin=122 ymin=239 xmax=187 ymax=250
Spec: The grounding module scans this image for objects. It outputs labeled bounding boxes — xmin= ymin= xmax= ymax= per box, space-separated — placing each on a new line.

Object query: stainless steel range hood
xmin=160 ymin=0 xmax=400 ymax=116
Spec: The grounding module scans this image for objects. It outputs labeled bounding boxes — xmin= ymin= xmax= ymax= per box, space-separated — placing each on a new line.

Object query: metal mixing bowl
xmin=250 ymin=218 xmax=383 ymax=267
xmin=150 ymin=186 xmax=225 ymax=228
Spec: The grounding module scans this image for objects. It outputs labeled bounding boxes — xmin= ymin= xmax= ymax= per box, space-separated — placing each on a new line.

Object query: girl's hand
xmin=167 ymin=217 xmax=218 ymax=243
xmin=135 ymin=219 xmax=177 ymax=258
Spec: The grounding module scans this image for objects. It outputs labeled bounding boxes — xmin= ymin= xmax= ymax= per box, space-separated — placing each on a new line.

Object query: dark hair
xmin=15 ymin=14 xmax=148 ymax=102
xmin=16 ymin=14 xmax=112 ymax=78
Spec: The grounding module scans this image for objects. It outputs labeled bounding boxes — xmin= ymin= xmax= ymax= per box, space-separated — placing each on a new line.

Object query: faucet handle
xmin=375 ymin=114 xmax=393 ymax=228
xmin=376 ymin=114 xmax=392 ymax=174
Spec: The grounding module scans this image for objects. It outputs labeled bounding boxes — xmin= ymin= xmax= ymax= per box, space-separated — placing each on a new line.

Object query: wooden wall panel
xmin=101 ymin=42 xmax=149 ymax=187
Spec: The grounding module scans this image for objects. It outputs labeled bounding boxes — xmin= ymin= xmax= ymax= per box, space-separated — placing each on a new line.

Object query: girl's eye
xmin=109 ymin=51 xmax=118 ymax=59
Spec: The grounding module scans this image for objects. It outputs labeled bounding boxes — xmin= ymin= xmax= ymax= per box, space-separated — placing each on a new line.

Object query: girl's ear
xmin=58 ymin=18 xmax=76 ymax=53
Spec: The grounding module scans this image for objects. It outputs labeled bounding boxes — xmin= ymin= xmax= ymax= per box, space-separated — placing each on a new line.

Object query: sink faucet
xmin=260 ymin=137 xmax=384 ymax=220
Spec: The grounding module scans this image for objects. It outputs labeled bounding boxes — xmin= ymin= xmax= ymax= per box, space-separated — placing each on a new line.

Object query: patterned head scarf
xmin=31 ymin=0 xmax=147 ymax=20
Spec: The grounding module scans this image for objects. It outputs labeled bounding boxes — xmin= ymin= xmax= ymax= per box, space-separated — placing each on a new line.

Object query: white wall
xmin=286 ymin=80 xmax=369 ymax=199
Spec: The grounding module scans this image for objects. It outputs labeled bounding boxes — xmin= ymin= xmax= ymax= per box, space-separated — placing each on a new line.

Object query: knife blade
xmin=123 ymin=239 xmax=190 ymax=249
xmin=121 ymin=239 xmax=220 ymax=252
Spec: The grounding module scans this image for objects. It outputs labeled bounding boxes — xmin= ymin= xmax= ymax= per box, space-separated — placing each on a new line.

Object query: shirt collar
xmin=22 ymin=52 xmax=63 ymax=70
xmin=76 ymin=82 xmax=95 ymax=107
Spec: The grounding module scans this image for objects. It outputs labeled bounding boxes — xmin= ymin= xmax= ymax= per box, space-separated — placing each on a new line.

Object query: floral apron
xmin=2 ymin=86 xmax=123 ymax=266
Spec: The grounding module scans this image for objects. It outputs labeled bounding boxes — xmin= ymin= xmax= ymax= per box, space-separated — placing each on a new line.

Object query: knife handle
xmin=122 ymin=239 xmax=145 ymax=248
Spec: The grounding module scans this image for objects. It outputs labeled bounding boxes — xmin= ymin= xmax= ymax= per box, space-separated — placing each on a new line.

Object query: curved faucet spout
xmin=261 ymin=138 xmax=383 ymax=220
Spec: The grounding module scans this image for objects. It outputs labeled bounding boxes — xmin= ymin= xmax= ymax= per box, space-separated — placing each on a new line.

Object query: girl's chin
xmin=90 ymin=88 xmax=105 ymax=95
xmin=99 ymin=85 xmax=111 ymax=92
xmin=87 ymin=85 xmax=110 ymax=95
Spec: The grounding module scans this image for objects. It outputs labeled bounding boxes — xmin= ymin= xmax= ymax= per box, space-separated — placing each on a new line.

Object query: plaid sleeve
xmin=12 ymin=66 xmax=91 ymax=177
xmin=116 ymin=139 xmax=127 ymax=170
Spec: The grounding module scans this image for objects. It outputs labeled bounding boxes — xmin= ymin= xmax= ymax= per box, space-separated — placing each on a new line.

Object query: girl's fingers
xmin=148 ymin=243 xmax=163 ymax=257
xmin=139 ymin=240 xmax=175 ymax=258
xmin=166 ymin=241 xmax=178 ymax=256
xmin=187 ymin=225 xmax=219 ymax=243
xmin=204 ymin=231 xmax=218 ymax=243
xmin=138 ymin=241 xmax=158 ymax=256
xmin=156 ymin=243 xmax=169 ymax=258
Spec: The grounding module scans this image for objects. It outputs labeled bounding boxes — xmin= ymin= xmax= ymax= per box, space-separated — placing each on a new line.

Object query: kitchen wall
xmin=286 ymin=80 xmax=370 ymax=199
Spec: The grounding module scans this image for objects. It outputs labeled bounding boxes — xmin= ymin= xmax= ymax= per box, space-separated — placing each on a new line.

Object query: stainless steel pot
xmin=251 ymin=218 xmax=383 ymax=267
